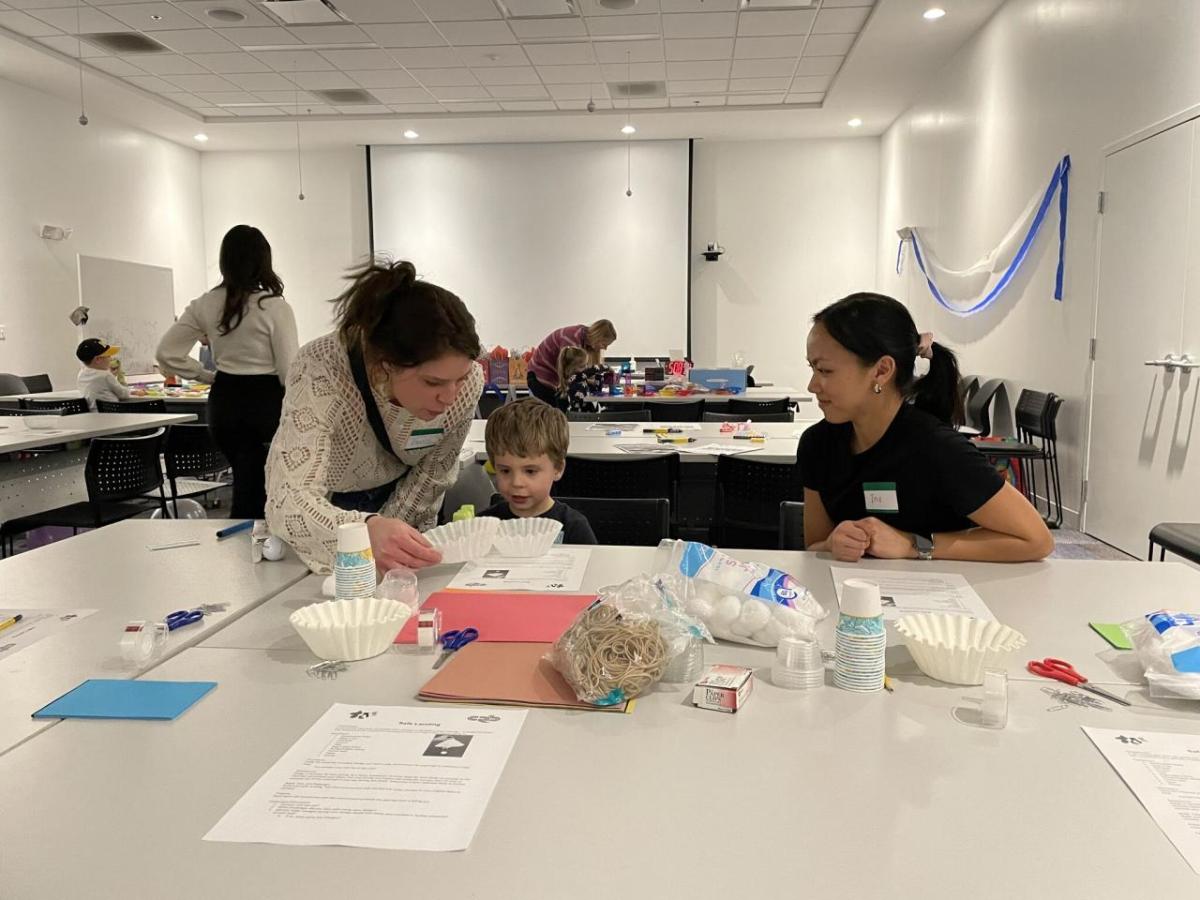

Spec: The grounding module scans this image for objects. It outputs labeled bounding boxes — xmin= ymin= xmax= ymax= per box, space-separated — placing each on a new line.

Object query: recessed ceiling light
xmin=194 ymin=133 xmax=209 ymax=142
xmin=598 ymin=0 xmax=638 ymax=9
xmin=150 ymin=14 xmax=163 ymax=21
xmin=207 ymin=7 xmax=247 ymax=22
xmin=403 ymin=129 xmax=419 ymax=140
xmin=621 ymin=123 xmax=636 ymax=135
xmin=847 ymin=117 xmax=863 ymax=128
xmin=923 ymin=7 xmax=946 ymax=20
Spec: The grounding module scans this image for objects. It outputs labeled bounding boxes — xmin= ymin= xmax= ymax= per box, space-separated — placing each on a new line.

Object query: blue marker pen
xmin=216 ymin=520 xmax=254 ymax=540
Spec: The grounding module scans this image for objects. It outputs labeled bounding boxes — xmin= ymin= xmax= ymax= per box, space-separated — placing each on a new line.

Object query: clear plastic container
xmin=980 ymin=668 xmax=1008 ymax=729
xmin=772 ymin=637 xmax=825 ymax=690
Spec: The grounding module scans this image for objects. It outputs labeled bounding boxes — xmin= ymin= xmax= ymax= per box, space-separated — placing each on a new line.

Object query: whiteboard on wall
xmin=78 ymin=255 xmax=175 ymax=375
xmin=369 ymin=141 xmax=689 ymax=357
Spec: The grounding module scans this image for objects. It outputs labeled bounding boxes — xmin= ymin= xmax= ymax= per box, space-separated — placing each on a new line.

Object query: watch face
xmin=915 ymin=535 xmax=934 ymax=555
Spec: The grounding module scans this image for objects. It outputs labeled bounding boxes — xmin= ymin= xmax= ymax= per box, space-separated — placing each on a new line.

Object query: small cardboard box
xmin=692 ymin=664 xmax=754 ymax=713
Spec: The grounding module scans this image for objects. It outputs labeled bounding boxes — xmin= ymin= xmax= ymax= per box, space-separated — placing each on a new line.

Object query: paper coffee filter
xmin=423 ymin=518 xmax=500 ymax=564
xmin=893 ymin=613 xmax=1027 ymax=685
xmin=289 ymin=596 xmax=413 ymax=661
xmin=492 ymin=517 xmax=562 ymax=558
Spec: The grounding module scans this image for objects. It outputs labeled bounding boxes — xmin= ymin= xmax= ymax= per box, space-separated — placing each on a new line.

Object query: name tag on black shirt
xmin=863 ymin=481 xmax=899 ymax=513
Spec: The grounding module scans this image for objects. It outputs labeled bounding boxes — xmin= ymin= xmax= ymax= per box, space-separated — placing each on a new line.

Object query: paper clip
xmin=307 ymin=660 xmax=348 ymax=680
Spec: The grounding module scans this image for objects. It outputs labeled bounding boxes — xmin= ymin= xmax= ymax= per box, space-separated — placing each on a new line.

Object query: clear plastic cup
xmin=773 ymin=637 xmax=825 ymax=690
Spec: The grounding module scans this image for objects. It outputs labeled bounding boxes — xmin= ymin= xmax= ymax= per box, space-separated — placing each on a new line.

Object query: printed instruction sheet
xmin=1083 ymin=727 xmax=1200 ymax=875
xmin=447 ymin=548 xmax=592 ymax=593
xmin=205 ymin=704 xmax=527 ymax=851
xmin=829 ymin=568 xmax=994 ymax=620
xmin=0 ymin=609 xmax=98 ymax=662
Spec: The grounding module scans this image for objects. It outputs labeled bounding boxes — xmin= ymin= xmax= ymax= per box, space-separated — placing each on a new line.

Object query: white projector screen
xmin=369 ymin=141 xmax=690 ymax=358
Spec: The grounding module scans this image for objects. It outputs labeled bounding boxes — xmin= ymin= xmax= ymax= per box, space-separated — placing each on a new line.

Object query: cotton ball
xmin=689 ymin=595 xmax=714 ymax=621
xmin=321 ymin=575 xmax=335 ymax=598
xmin=710 ymin=595 xmax=742 ymax=630
xmin=735 ymin=598 xmax=772 ymax=635
xmin=697 ymin=580 xmax=724 ymax=603
xmin=772 ymin=602 xmax=799 ymax=623
xmin=261 ymin=536 xmax=286 ymax=561
xmin=751 ymin=619 xmax=786 ymax=646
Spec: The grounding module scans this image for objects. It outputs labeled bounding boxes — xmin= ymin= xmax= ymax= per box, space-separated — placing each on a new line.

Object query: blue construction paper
xmin=32 ymin=679 xmax=216 ymax=720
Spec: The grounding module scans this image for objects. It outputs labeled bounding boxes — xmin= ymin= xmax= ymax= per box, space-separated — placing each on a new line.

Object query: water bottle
xmin=834 ymin=579 xmax=885 ymax=692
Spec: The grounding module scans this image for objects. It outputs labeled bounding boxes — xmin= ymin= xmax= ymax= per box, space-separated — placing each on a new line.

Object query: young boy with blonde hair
xmin=480 ymin=398 xmax=596 ymax=544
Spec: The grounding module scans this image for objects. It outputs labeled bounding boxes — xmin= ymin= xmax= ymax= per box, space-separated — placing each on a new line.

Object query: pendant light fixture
xmin=75 ymin=0 xmax=87 ymax=125
xmin=624 ymin=49 xmax=633 ymax=198
xmin=294 ymin=87 xmax=305 ymax=201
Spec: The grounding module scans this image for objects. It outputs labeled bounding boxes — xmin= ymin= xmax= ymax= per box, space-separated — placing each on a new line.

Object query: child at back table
xmin=479 ymin=398 xmax=596 ymax=544
xmin=556 ymin=346 xmax=605 ymax=413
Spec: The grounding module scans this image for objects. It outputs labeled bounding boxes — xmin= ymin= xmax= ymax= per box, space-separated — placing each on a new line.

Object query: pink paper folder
xmin=394 ymin=591 xmax=596 ymax=644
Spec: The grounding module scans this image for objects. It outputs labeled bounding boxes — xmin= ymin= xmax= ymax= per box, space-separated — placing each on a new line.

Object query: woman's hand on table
xmin=366 ymin=516 xmax=443 ymax=570
xmin=857 ymin=517 xmax=916 ymax=559
xmin=828 ymin=520 xmax=871 ymax=562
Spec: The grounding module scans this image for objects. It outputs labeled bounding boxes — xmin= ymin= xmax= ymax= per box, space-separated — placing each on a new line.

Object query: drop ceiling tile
xmin=499 ymin=100 xmax=556 ymax=111
xmin=453 ymin=44 xmax=530 ymax=66
xmin=389 ymin=46 xmax=460 ymax=67
xmin=627 ymin=98 xmax=666 ymax=108
xmin=318 ymin=48 xmax=396 ymax=69
xmin=736 ymin=10 xmax=815 ymax=36
xmin=200 ymin=107 xmax=237 ymax=117
xmin=547 ymin=82 xmax=608 ymax=99
xmin=802 ymin=33 xmax=855 ymax=55
xmin=0 ymin=9 xmax=58 ymax=35
xmin=486 ymin=83 xmax=549 ymax=99
xmin=131 ymin=54 xmax=209 ymax=75
xmin=795 ymin=55 xmax=842 ymax=76
xmin=165 ymin=73 xmax=240 ymax=91
xmin=330 ymin=0 xmax=425 ymax=23
xmin=666 ymin=59 xmax=728 ymax=79
xmin=288 ymin=24 xmax=370 ymax=44
xmin=195 ymin=89 xmax=259 ymax=103
xmin=669 ymin=94 xmax=724 ymax=107
xmin=576 ymin=0 xmax=659 ymax=11
xmin=335 ymin=104 xmax=388 ymax=114
xmin=38 ymin=35 xmax=110 ymax=57
xmin=536 ymin=64 xmax=602 ymax=84
xmin=123 ymin=74 xmax=177 ymax=92
xmin=730 ymin=57 xmax=794 ymax=78
xmin=217 ymin=27 xmax=300 ymax=47
xmin=369 ymin=87 xmax=434 ymax=102
xmin=668 ymin=78 xmax=726 ymax=94
xmin=153 ymin=29 xmax=240 ymax=53
xmin=361 ymin=23 xmax=444 ymax=47
xmin=662 ymin=12 xmax=735 ymax=39
xmin=524 ymin=42 xmax=592 ymax=65
xmin=813 ymin=6 xmax=870 ymax=33
xmin=822 ymin=0 xmax=873 ymax=6
xmin=728 ymin=76 xmax=789 ymax=92
xmin=785 ymin=91 xmax=823 ymax=104
xmin=790 ymin=74 xmax=832 ymax=92
xmin=231 ymin=106 xmax=284 ymax=115
xmin=253 ymin=49 xmax=335 ymax=71
xmin=6 ymin=0 xmax=81 ymax=8
xmin=28 ymin=6 xmax=129 ymax=33
xmin=422 ymin=0 xmax=501 ymax=22
xmin=600 ymin=61 xmax=665 ymax=81
xmin=426 ymin=84 xmax=490 ymax=100
xmin=584 ymin=14 xmax=658 ymax=37
xmin=439 ymin=20 xmax=516 ymax=45
xmin=414 ymin=67 xmax=477 ymax=86
xmin=660 ymin=0 xmax=736 ymax=10
xmin=733 ymin=35 xmax=805 ymax=58
xmin=173 ymin=0 xmax=276 ymax=27
xmin=387 ymin=102 xmax=444 ymax=112
xmin=472 ymin=65 xmax=541 ymax=85
xmin=87 ymin=57 xmax=145 ymax=76
xmin=555 ymin=98 xmax=610 ymax=110
xmin=286 ymin=70 xmax=358 ymax=89
xmin=225 ymin=71 xmax=296 ymax=90
xmin=665 ymin=38 xmax=732 ymax=61
xmin=450 ymin=101 xmax=502 ymax=112
xmin=102 ymin=3 xmax=199 ymax=31
xmin=348 ymin=68 xmax=418 ymax=87
xmin=161 ymin=93 xmax=211 ymax=109
xmin=191 ymin=51 xmax=273 ymax=72
xmin=729 ymin=93 xmax=785 ymax=105
xmin=509 ymin=17 xmax=586 ymax=39
xmin=252 ymin=89 xmax=319 ymax=103
xmin=592 ymin=40 xmax=662 ymax=64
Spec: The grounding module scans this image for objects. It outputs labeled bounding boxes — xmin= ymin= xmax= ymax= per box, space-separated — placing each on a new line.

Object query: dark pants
xmin=208 ymin=372 xmax=284 ymax=519
xmin=526 ymin=372 xmax=559 ymax=406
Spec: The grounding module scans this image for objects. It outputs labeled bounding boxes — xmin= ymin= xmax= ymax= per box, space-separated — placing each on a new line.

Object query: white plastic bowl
xmin=289 ymin=596 xmax=413 ymax=661
xmin=893 ymin=613 xmax=1027 ymax=685
xmin=492 ymin=517 xmax=562 ymax=557
xmin=423 ymin=517 xmax=500 ymax=564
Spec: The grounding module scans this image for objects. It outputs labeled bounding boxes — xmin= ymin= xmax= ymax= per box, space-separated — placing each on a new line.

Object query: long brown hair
xmin=584 ymin=319 xmax=616 ymax=365
xmin=217 ymin=224 xmax=284 ymax=335
xmin=333 ymin=258 xmax=481 ymax=371
xmin=557 ymin=345 xmax=588 ymax=394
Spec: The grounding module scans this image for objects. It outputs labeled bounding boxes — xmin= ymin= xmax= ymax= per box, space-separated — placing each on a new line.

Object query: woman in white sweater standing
xmin=157 ymin=225 xmax=298 ymax=519
xmin=265 ymin=259 xmax=483 ymax=574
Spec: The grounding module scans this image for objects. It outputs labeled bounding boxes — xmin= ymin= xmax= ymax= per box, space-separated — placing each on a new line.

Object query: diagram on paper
xmin=424 ymin=734 xmax=474 ymax=758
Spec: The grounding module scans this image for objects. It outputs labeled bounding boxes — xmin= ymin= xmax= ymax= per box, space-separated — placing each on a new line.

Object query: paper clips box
xmin=692 ymin=664 xmax=754 ymax=713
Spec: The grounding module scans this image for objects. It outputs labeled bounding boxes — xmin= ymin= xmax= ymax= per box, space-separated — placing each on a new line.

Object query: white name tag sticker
xmin=863 ymin=481 xmax=899 ymax=514
xmin=404 ymin=428 xmax=444 ymax=451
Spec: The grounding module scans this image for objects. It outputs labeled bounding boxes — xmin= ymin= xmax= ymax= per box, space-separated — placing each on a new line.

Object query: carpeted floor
xmin=1049 ymin=529 xmax=1135 ymax=561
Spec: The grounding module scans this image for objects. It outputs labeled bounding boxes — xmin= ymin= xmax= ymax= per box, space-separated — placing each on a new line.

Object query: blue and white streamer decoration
xmin=896 ymin=155 xmax=1070 ymax=317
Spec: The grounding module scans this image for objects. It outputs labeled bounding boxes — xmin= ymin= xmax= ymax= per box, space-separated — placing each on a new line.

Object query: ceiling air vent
xmin=607 ymin=80 xmax=665 ymax=100
xmin=80 ymin=32 xmax=168 ymax=54
xmin=312 ymin=88 xmax=376 ymax=105
xmin=260 ymin=0 xmax=345 ymax=25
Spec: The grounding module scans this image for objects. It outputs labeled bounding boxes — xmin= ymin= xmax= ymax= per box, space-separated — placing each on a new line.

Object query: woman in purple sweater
xmin=525 ymin=319 xmax=617 ymax=405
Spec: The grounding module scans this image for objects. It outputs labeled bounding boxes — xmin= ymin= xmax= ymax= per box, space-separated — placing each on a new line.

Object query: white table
xmin=0 ymin=412 xmax=195 ymax=454
xmin=0 ymin=520 xmax=308 ymax=755
xmin=601 ymin=385 xmax=810 ymax=405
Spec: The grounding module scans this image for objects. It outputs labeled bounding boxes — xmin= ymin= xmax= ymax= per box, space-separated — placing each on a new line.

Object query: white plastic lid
xmin=841 ymin=578 xmax=882 ymax=618
xmin=336 ymin=520 xmax=371 ymax=553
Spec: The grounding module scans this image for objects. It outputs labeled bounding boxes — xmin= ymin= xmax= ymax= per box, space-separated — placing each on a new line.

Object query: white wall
xmin=877 ymin=0 xmax=1200 ymax=526
xmin=199 ymin=149 xmax=371 ymax=346
xmin=691 ymin=138 xmax=881 ymax=392
xmin=0 ymin=76 xmax=204 ymax=390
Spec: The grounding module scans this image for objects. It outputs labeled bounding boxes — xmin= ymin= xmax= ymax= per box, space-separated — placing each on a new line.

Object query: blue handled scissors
xmin=432 ymin=627 xmax=479 ymax=669
xmin=165 ymin=609 xmax=204 ymax=631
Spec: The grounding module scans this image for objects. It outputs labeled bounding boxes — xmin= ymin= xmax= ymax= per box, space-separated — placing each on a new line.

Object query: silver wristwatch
xmin=913 ymin=534 xmax=934 ymax=561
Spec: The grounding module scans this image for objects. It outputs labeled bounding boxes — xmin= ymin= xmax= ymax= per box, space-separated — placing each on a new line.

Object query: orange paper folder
xmin=394 ymin=591 xmax=596 ymax=644
xmin=417 ymin=641 xmax=632 ymax=713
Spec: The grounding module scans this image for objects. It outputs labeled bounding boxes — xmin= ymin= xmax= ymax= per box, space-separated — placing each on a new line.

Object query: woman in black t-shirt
xmin=799 ymin=293 xmax=1053 ymax=563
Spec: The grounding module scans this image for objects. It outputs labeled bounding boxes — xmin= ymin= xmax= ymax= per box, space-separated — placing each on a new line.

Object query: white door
xmin=1087 ymin=118 xmax=1200 ymax=557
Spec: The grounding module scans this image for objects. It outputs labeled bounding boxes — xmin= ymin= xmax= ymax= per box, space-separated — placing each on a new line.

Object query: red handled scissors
xmin=1027 ymin=658 xmax=1131 ymax=706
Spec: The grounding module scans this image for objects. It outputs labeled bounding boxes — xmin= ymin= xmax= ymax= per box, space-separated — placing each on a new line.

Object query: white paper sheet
xmin=615 ymin=443 xmax=681 ymax=455
xmin=1083 ymin=727 xmax=1200 ymax=875
xmin=205 ymin=703 xmax=527 ymax=851
xmin=679 ymin=442 xmax=763 ymax=456
xmin=0 ymin=609 xmax=99 ymax=662
xmin=447 ymin=548 xmax=592 ymax=592
xmin=829 ymin=567 xmax=994 ymax=620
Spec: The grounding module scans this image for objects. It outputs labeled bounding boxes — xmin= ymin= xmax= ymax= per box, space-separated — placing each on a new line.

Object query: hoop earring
xmin=873 ymin=383 xmax=882 ymax=394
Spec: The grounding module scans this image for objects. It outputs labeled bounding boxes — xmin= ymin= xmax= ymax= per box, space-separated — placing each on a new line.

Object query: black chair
xmin=1149 ymin=523 xmax=1200 ymax=564
xmin=964 ymin=378 xmax=1004 ymax=436
xmin=727 ymin=397 xmax=790 ymax=415
xmin=650 ymin=400 xmax=705 ymax=422
xmin=1015 ymin=390 xmax=1064 ymax=528
xmin=475 ymin=392 xmax=506 ymax=420
xmin=556 ymin=497 xmax=670 ymax=546
xmin=162 ymin=424 xmax=229 ymax=515
xmin=712 ymin=455 xmax=804 ymax=549
xmin=0 ymin=374 xmax=28 ymax=394
xmin=1 ymin=430 xmax=168 ymax=556
xmin=960 ymin=375 xmax=980 ymax=408
xmin=779 ymin=501 xmax=806 ymax=550
xmin=0 ymin=408 xmax=61 ymax=417
xmin=553 ymin=454 xmax=680 ymax=534
xmin=20 ymin=397 xmax=89 ymax=415
xmin=96 ymin=399 xmax=167 ymax=413
xmin=567 ymin=409 xmax=652 ymax=422
xmin=20 ymin=374 xmax=53 ymax=393
xmin=703 ymin=411 xmax=794 ymax=423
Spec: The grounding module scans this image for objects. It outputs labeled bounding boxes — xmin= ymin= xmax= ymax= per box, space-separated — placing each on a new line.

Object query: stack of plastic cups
xmin=772 ymin=637 xmax=825 ymax=690
xmin=334 ymin=521 xmax=376 ymax=601
xmin=834 ymin=579 xmax=886 ymax=692
xmin=661 ymin=636 xmax=705 ymax=683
